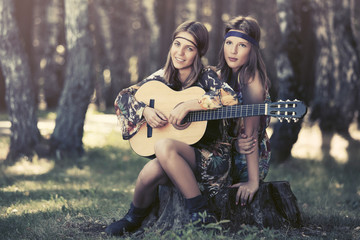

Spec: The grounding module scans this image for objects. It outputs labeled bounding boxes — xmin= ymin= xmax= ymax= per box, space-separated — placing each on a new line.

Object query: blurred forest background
xmin=0 ymin=0 xmax=360 ymax=163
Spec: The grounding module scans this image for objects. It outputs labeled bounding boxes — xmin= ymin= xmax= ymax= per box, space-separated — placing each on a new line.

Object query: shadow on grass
xmin=0 ymin=145 xmax=147 ymax=188
xmin=0 ymin=145 xmax=149 ymax=239
xmin=1 ymin=133 xmax=360 ymax=239
xmin=0 ymin=205 xmax=110 ymax=240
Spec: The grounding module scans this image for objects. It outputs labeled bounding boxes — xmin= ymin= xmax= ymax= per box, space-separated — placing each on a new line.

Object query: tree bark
xmin=270 ymin=0 xmax=315 ymax=163
xmin=143 ymin=0 xmax=161 ymax=74
xmin=32 ymin=0 xmax=65 ymax=109
xmin=136 ymin=181 xmax=302 ymax=235
xmin=0 ymin=69 xmax=5 ymax=110
xmin=101 ymin=0 xmax=132 ymax=107
xmin=155 ymin=0 xmax=176 ymax=64
xmin=50 ymin=0 xmax=94 ymax=158
xmin=310 ymin=0 xmax=360 ymax=135
xmin=0 ymin=0 xmax=41 ymax=162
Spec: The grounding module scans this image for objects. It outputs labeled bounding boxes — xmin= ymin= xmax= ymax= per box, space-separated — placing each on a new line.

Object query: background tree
xmin=50 ymin=0 xmax=95 ymax=158
xmin=0 ymin=70 xmax=5 ymax=110
xmin=0 ymin=0 xmax=40 ymax=162
xmin=32 ymin=0 xmax=65 ymax=109
xmin=310 ymin=0 xmax=360 ymax=137
xmin=270 ymin=0 xmax=316 ymax=163
xmin=1 ymin=0 xmax=360 ymax=163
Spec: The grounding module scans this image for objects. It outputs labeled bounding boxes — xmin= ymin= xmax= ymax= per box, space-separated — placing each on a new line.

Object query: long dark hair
xmin=217 ymin=16 xmax=270 ymax=92
xmin=163 ymin=21 xmax=209 ymax=90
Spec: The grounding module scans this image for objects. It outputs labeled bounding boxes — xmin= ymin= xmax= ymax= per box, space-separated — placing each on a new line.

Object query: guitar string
xmin=187 ymin=105 xmax=268 ymax=122
xmin=186 ymin=104 xmax=297 ymax=122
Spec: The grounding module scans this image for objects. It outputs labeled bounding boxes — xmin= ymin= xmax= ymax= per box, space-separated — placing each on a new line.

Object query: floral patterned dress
xmin=114 ymin=68 xmax=239 ymax=198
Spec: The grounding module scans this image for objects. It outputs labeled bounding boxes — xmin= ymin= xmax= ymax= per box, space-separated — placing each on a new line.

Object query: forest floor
xmin=0 ymin=109 xmax=360 ymax=239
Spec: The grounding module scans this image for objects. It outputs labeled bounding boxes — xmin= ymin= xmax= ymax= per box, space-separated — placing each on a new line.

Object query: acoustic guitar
xmin=129 ymin=81 xmax=307 ymax=157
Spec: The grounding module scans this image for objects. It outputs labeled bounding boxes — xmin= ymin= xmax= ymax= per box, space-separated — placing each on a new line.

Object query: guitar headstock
xmin=267 ymin=100 xmax=307 ymax=122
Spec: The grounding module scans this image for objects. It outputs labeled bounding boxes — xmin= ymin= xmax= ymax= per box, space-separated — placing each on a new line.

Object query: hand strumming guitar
xmin=143 ymin=107 xmax=168 ymax=128
xmin=168 ymin=99 xmax=202 ymax=127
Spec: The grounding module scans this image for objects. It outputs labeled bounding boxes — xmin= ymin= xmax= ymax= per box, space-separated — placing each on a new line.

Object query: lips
xmin=175 ymin=57 xmax=185 ymax=62
xmin=228 ymin=57 xmax=238 ymax=62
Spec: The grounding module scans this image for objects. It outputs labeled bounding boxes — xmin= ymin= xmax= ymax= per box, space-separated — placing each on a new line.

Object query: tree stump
xmin=139 ymin=181 xmax=302 ymax=234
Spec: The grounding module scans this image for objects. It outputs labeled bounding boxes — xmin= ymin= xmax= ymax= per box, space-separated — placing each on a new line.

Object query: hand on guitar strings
xmin=168 ymin=101 xmax=194 ymax=127
xmin=143 ymin=107 xmax=168 ymax=128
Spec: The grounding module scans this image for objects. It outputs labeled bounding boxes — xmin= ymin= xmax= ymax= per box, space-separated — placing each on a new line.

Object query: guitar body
xmin=129 ymin=81 xmax=208 ymax=157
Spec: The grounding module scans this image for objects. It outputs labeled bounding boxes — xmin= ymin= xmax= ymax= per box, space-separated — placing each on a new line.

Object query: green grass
xmin=1 ymin=113 xmax=360 ymax=239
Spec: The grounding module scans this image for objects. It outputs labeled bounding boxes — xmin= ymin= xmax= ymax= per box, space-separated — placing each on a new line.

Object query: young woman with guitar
xmin=106 ymin=21 xmax=240 ymax=236
xmin=217 ymin=16 xmax=272 ymax=207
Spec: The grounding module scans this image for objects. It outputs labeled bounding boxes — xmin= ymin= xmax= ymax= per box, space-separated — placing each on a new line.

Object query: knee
xmin=138 ymin=159 xmax=166 ymax=186
xmin=154 ymin=138 xmax=176 ymax=162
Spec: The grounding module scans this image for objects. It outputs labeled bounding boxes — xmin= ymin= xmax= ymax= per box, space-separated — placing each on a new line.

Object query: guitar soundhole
xmin=172 ymin=122 xmax=191 ymax=130
xmin=172 ymin=101 xmax=191 ymax=130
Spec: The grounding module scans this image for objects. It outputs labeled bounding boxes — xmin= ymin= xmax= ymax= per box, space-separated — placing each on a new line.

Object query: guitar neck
xmin=184 ymin=104 xmax=267 ymax=122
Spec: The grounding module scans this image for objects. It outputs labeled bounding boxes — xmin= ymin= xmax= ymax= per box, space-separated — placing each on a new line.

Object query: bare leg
xmin=133 ymin=158 xmax=169 ymax=208
xmin=154 ymin=138 xmax=200 ymax=199
xmin=105 ymin=159 xmax=169 ymax=236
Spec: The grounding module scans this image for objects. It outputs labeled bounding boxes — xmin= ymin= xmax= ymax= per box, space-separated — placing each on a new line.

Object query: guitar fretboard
xmin=184 ymin=104 xmax=267 ymax=122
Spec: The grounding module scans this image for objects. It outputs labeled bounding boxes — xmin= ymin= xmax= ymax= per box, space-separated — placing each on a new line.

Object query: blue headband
xmin=224 ymin=31 xmax=259 ymax=48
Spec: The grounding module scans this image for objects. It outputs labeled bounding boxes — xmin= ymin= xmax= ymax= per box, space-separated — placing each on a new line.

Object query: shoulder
xmin=201 ymin=66 xmax=217 ymax=75
xmin=199 ymin=66 xmax=220 ymax=82
xmin=145 ymin=68 xmax=165 ymax=81
xmin=244 ymin=71 xmax=265 ymax=102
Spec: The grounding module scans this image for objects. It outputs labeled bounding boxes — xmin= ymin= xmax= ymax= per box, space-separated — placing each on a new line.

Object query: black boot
xmin=185 ymin=195 xmax=217 ymax=227
xmin=105 ymin=203 xmax=151 ymax=236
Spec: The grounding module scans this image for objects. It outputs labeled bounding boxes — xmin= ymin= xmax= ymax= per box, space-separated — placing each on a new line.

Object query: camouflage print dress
xmin=114 ymin=68 xmax=239 ymax=198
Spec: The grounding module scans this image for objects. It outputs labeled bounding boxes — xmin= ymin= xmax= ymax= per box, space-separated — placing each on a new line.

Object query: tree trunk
xmin=155 ymin=0 xmax=176 ymax=64
xmin=0 ymin=69 xmax=5 ymax=110
xmin=89 ymin=0 xmax=109 ymax=110
xmin=32 ymin=0 xmax=65 ymax=109
xmin=143 ymin=0 xmax=161 ymax=74
xmin=310 ymin=0 xmax=360 ymax=135
xmin=136 ymin=181 xmax=302 ymax=235
xmin=50 ymin=0 xmax=94 ymax=158
xmin=270 ymin=0 xmax=315 ymax=163
xmin=102 ymin=0 xmax=132 ymax=108
xmin=0 ymin=0 xmax=41 ymax=163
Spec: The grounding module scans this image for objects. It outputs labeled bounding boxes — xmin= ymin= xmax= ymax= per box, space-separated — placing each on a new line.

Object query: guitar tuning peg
xmin=294 ymin=118 xmax=299 ymax=123
xmin=286 ymin=118 xmax=291 ymax=123
xmin=286 ymin=99 xmax=291 ymax=102
xmin=278 ymin=117 xmax=283 ymax=122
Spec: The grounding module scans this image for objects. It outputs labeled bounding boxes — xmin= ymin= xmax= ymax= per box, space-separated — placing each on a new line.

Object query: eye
xmin=187 ymin=46 xmax=194 ymax=52
xmin=173 ymin=41 xmax=180 ymax=47
xmin=240 ymin=43 xmax=247 ymax=48
xmin=225 ymin=40 xmax=232 ymax=45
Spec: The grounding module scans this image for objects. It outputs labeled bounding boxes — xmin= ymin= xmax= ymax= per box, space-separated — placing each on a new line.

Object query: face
xmin=224 ymin=30 xmax=251 ymax=73
xmin=170 ymin=31 xmax=198 ymax=71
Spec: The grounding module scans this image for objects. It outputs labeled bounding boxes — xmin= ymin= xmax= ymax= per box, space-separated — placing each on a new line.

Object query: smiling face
xmin=170 ymin=31 xmax=198 ymax=72
xmin=223 ymin=30 xmax=251 ymax=73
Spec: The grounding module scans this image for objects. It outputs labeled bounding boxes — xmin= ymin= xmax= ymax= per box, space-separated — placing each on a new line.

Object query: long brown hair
xmin=217 ymin=16 xmax=270 ymax=92
xmin=163 ymin=21 xmax=209 ymax=90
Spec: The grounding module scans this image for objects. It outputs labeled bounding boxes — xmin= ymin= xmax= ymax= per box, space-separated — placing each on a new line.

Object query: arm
xmin=232 ymin=72 xmax=265 ymax=206
xmin=114 ymin=70 xmax=167 ymax=139
xmin=198 ymin=68 xmax=239 ymax=109
xmin=234 ymin=133 xmax=256 ymax=154
xmin=168 ymin=68 xmax=239 ymax=125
